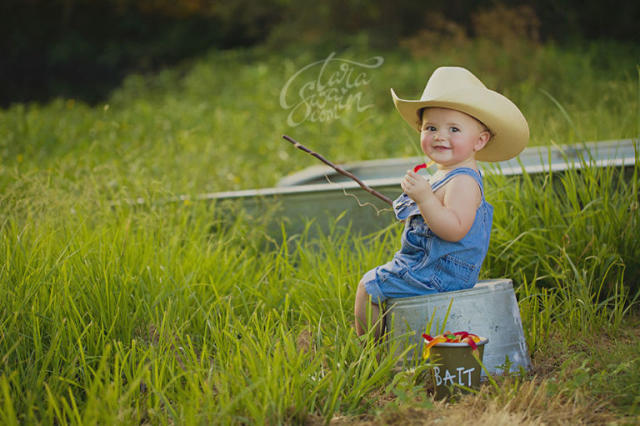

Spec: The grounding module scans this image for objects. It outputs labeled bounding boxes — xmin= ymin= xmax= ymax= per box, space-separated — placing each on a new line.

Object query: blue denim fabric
xmin=363 ymin=167 xmax=493 ymax=303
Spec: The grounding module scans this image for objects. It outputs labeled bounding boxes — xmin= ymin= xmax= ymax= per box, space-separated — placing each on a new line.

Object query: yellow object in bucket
xmin=422 ymin=331 xmax=484 ymax=360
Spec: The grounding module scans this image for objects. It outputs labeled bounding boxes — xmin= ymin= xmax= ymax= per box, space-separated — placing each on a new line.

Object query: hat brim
xmin=391 ymin=88 xmax=529 ymax=162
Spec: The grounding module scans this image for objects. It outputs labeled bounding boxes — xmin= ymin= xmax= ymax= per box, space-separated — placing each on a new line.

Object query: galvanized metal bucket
xmin=385 ymin=278 xmax=531 ymax=375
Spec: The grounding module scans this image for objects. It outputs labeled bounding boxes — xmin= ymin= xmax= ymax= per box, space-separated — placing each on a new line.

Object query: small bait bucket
xmin=428 ymin=337 xmax=488 ymax=399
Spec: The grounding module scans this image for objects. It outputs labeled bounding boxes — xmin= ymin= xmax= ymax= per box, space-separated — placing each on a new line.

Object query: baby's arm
xmin=401 ymin=170 xmax=482 ymax=242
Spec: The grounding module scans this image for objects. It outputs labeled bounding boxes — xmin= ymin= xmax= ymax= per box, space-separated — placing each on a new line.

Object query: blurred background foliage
xmin=2 ymin=0 xmax=639 ymax=106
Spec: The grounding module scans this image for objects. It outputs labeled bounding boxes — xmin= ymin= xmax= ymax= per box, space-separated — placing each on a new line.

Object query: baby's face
xmin=419 ymin=108 xmax=490 ymax=168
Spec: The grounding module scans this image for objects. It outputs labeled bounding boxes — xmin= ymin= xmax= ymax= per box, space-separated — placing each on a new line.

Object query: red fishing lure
xmin=421 ymin=331 xmax=484 ymax=359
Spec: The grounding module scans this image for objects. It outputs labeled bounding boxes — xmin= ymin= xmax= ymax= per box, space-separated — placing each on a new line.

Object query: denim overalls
xmin=363 ymin=167 xmax=493 ymax=303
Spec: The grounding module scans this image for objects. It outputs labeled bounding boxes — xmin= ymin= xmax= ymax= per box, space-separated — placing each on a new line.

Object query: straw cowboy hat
xmin=391 ymin=66 xmax=529 ymax=162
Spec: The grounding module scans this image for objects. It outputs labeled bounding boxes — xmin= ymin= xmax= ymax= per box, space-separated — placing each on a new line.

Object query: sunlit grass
xmin=0 ymin=195 xmax=410 ymax=423
xmin=1 ymin=154 xmax=639 ymax=422
xmin=1 ymin=39 xmax=638 ymax=198
xmin=0 ymin=38 xmax=639 ymax=423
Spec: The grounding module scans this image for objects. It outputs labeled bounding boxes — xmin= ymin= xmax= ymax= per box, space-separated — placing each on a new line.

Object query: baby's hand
xmin=401 ymin=170 xmax=433 ymax=204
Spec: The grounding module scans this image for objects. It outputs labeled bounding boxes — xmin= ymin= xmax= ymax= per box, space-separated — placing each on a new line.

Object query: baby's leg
xmin=354 ymin=280 xmax=384 ymax=340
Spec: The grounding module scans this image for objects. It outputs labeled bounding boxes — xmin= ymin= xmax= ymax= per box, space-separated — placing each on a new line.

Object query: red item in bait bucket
xmin=422 ymin=331 xmax=484 ymax=359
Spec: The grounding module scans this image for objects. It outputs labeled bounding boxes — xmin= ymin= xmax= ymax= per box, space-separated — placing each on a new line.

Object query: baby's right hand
xmin=401 ymin=170 xmax=433 ymax=204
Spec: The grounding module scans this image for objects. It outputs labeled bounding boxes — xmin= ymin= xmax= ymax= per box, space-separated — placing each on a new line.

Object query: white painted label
xmin=433 ymin=366 xmax=475 ymax=387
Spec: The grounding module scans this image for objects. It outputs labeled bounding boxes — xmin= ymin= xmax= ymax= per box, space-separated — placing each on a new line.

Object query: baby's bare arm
xmin=401 ymin=171 xmax=481 ymax=242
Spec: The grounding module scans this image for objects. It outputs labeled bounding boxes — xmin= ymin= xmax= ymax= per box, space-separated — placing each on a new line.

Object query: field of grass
xmin=1 ymin=36 xmax=639 ymax=423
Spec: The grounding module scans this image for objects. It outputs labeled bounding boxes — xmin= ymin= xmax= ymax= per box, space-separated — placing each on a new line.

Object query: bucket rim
xmin=432 ymin=337 xmax=489 ymax=347
xmin=385 ymin=279 xmax=513 ymax=306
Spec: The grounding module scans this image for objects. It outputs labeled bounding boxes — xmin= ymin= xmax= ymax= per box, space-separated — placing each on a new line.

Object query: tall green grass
xmin=1 ymin=156 xmax=639 ymax=423
xmin=0 ymin=192 xmax=411 ymax=423
xmin=1 ymin=38 xmax=639 ymax=422
xmin=1 ymin=39 xmax=638 ymax=198
xmin=484 ymin=153 xmax=640 ymax=346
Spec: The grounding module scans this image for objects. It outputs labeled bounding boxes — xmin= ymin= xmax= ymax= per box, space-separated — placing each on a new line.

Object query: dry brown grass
xmin=307 ymin=378 xmax=622 ymax=425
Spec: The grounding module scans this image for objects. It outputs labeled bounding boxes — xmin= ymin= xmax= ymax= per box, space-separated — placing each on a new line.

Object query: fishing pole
xmin=282 ymin=135 xmax=393 ymax=206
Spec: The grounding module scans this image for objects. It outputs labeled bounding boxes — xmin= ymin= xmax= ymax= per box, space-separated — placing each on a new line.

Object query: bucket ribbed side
xmin=385 ymin=278 xmax=531 ymax=375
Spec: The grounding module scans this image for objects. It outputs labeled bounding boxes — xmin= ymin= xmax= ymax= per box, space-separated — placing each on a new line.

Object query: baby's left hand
xmin=401 ymin=170 xmax=433 ymax=204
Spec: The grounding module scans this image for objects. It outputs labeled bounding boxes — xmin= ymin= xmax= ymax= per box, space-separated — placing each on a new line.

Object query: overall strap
xmin=431 ymin=167 xmax=485 ymax=198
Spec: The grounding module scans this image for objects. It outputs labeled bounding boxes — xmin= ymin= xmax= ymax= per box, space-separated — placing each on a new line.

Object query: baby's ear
xmin=474 ymin=130 xmax=491 ymax=152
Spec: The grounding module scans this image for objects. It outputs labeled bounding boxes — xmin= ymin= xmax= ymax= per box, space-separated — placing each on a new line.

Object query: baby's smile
xmin=432 ymin=144 xmax=451 ymax=151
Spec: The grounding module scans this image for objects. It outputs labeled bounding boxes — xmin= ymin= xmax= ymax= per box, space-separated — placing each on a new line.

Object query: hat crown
xmin=421 ymin=67 xmax=487 ymax=100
